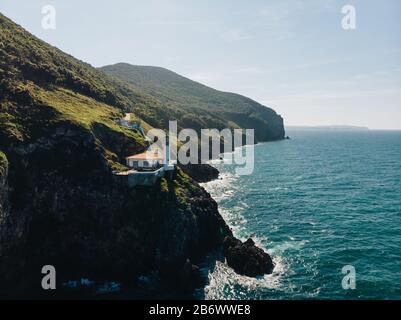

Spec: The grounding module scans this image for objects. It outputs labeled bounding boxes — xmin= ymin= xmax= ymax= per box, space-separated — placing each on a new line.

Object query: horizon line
xmin=285 ymin=125 xmax=401 ymax=131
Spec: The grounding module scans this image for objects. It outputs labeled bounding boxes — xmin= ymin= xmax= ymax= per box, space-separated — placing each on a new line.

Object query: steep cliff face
xmin=0 ymin=12 xmax=228 ymax=296
xmin=0 ymin=12 xmax=274 ymax=298
xmin=0 ymin=116 xmax=232 ymax=297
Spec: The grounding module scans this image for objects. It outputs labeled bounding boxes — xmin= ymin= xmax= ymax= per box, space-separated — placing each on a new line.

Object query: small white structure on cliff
xmin=126 ymin=135 xmax=176 ymax=172
xmin=114 ymin=136 xmax=176 ymax=187
xmin=116 ymin=113 xmax=147 ymax=139
xmin=126 ymin=150 xmax=164 ymax=171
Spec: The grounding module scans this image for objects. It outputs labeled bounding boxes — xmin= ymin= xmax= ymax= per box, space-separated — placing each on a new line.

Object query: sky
xmin=1 ymin=0 xmax=401 ymax=129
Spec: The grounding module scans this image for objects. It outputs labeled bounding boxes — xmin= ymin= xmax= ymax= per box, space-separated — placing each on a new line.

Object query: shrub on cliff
xmin=0 ymin=152 xmax=7 ymax=179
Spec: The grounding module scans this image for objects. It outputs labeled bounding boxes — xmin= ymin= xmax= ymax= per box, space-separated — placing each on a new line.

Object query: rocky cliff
xmin=0 ymin=12 xmax=274 ymax=298
xmin=0 ymin=121 xmax=272 ymax=298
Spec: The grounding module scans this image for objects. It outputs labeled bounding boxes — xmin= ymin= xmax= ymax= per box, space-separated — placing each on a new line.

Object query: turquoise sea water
xmin=200 ymin=130 xmax=401 ymax=300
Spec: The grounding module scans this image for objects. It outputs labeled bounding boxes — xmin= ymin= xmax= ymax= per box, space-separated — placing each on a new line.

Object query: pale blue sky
xmin=1 ymin=0 xmax=401 ymax=129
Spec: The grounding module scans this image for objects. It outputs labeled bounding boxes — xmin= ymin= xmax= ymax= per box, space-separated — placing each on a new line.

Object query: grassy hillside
xmin=0 ymin=12 xmax=233 ymax=296
xmin=0 ymin=12 xmax=276 ymax=297
xmin=0 ymin=12 xmax=153 ymax=170
xmin=1 ymin=9 xmax=284 ymax=157
xmin=101 ymin=63 xmax=285 ymax=141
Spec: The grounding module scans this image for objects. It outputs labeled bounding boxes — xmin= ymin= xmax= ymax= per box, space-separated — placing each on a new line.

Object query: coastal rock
xmin=178 ymin=259 xmax=203 ymax=292
xmin=0 ymin=12 xmax=281 ymax=298
xmin=223 ymin=236 xmax=274 ymax=277
xmin=0 ymin=121 xmax=232 ymax=297
xmin=180 ymin=164 xmax=219 ymax=183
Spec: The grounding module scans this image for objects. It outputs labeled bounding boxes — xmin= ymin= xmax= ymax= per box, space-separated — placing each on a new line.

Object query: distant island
xmin=287 ymin=125 xmax=370 ymax=131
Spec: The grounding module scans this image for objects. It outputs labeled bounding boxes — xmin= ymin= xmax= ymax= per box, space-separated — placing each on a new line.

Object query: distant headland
xmin=286 ymin=125 xmax=370 ymax=131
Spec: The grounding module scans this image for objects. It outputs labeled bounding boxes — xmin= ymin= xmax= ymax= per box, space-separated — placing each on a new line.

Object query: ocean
xmin=200 ymin=129 xmax=401 ymax=300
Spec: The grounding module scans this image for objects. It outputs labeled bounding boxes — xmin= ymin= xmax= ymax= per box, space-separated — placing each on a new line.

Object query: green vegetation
xmin=0 ymin=12 xmax=153 ymax=170
xmin=0 ymin=10 xmax=283 ymax=176
xmin=159 ymin=177 xmax=169 ymax=193
xmin=100 ymin=63 xmax=285 ymax=141
xmin=156 ymin=168 xmax=196 ymax=204
xmin=0 ymin=151 xmax=7 ymax=178
xmin=33 ymin=86 xmax=145 ymax=141
xmin=33 ymin=87 xmax=122 ymax=129
xmin=0 ymin=13 xmax=159 ymax=113
xmin=0 ymin=13 xmax=262 ymax=295
xmin=173 ymin=167 xmax=198 ymax=203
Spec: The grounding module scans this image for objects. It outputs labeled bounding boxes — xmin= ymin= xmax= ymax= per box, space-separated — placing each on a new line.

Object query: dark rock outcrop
xmin=0 ymin=12 xmax=277 ymax=298
xmin=180 ymin=163 xmax=219 ymax=183
xmin=223 ymin=236 xmax=274 ymax=277
xmin=0 ymin=122 xmax=274 ymax=297
xmin=0 ymin=121 xmax=231 ymax=298
xmin=178 ymin=259 xmax=203 ymax=293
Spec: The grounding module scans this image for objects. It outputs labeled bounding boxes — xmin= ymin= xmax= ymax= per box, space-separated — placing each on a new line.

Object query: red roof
xmin=126 ymin=150 xmax=164 ymax=160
